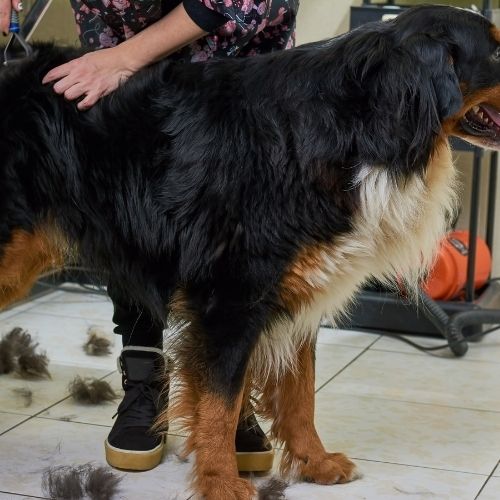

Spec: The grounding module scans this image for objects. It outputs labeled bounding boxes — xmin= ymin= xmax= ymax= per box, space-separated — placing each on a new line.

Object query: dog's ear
xmin=401 ymin=33 xmax=462 ymax=120
xmin=356 ymin=32 xmax=462 ymax=171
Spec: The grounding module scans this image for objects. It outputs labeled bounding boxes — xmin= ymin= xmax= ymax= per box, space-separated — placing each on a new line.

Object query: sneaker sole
xmin=105 ymin=437 xmax=166 ymax=471
xmin=236 ymin=449 xmax=275 ymax=472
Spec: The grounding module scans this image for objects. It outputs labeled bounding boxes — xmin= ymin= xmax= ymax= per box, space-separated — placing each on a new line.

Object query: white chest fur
xmin=253 ymin=142 xmax=458 ymax=380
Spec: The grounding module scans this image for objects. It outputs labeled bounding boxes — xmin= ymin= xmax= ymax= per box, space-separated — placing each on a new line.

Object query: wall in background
xmin=22 ymin=0 xmax=78 ymax=45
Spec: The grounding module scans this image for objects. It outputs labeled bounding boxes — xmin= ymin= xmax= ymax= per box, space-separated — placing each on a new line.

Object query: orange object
xmin=423 ymin=230 xmax=492 ymax=301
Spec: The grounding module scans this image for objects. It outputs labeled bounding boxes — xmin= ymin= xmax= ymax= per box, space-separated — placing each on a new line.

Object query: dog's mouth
xmin=460 ymin=103 xmax=500 ymax=143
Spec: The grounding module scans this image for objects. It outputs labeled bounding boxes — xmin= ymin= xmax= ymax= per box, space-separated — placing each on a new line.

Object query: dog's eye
xmin=493 ymin=46 xmax=500 ymax=61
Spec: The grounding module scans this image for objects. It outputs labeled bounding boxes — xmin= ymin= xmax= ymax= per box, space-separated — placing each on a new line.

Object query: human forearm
xmin=112 ymin=3 xmax=207 ymax=72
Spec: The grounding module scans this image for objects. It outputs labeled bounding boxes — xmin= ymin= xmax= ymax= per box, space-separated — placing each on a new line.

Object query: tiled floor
xmin=0 ymin=287 xmax=499 ymax=499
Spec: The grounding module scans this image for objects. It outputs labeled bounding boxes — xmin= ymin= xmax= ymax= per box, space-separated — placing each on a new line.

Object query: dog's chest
xmin=254 ymin=143 xmax=457 ymax=379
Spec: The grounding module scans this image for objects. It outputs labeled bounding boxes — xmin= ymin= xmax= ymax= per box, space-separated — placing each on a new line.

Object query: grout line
xmin=315 ymin=336 xmax=380 ymax=393
xmin=0 ymin=414 xmax=33 ymax=437
xmin=0 ymin=370 xmax=116 ymax=437
xmin=348 ymin=457 xmax=492 ymax=477
xmin=0 ymin=309 xmax=30 ymax=322
xmin=474 ymin=460 xmax=500 ymax=499
xmin=1 ymin=291 xmax=65 ymax=315
xmin=365 ymin=333 xmax=384 ymax=346
xmin=35 ymin=416 xmax=113 ymax=428
xmin=2 ymin=310 xmax=112 ymax=322
xmin=370 ymin=345 xmax=500 ymax=365
xmin=315 ymin=391 xmax=500 ymax=415
xmin=0 ymin=491 xmax=48 ymax=499
xmin=28 ymin=298 xmax=111 ymax=304
xmin=0 ymin=410 xmax=33 ymax=417
xmin=316 ymin=340 xmax=380 ymax=349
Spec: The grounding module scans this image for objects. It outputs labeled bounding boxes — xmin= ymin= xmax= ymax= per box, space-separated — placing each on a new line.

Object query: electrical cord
xmin=320 ymin=323 xmax=500 ymax=354
xmin=363 ymin=278 xmax=500 ymax=354
xmin=375 ymin=325 xmax=499 ymax=353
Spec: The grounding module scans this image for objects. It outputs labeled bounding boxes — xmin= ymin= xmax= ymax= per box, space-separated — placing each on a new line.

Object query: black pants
xmin=108 ymin=282 xmax=164 ymax=348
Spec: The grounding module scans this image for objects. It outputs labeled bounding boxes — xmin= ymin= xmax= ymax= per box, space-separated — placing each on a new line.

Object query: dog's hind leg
xmin=260 ymin=341 xmax=359 ymax=485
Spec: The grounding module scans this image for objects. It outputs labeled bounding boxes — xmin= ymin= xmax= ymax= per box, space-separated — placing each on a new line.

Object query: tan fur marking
xmin=0 ymin=226 xmax=66 ymax=310
xmin=280 ymin=244 xmax=335 ymax=315
xmin=491 ymin=26 xmax=500 ymax=43
xmin=258 ymin=343 xmax=357 ymax=483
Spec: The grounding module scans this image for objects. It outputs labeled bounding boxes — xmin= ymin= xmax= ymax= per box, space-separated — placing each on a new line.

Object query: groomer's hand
xmin=42 ymin=47 xmax=138 ymax=111
xmin=43 ymin=4 xmax=204 ymax=110
xmin=1 ymin=0 xmax=22 ymax=36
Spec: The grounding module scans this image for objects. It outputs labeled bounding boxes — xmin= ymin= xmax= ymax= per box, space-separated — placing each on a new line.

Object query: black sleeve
xmin=183 ymin=0 xmax=228 ymax=32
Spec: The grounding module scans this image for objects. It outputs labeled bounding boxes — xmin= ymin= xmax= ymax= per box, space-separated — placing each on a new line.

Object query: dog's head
xmin=394 ymin=6 xmax=500 ymax=150
xmin=340 ymin=5 xmax=500 ymax=170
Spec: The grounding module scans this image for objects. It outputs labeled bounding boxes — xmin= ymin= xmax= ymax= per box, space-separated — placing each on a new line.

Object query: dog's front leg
xmin=191 ymin=387 xmax=255 ymax=500
xmin=165 ymin=292 xmax=260 ymax=500
xmin=262 ymin=341 xmax=359 ymax=485
xmin=169 ymin=356 xmax=255 ymax=499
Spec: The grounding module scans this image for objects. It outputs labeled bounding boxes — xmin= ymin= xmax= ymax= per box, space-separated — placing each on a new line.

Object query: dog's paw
xmin=301 ymin=452 xmax=360 ymax=485
xmin=198 ymin=476 xmax=256 ymax=500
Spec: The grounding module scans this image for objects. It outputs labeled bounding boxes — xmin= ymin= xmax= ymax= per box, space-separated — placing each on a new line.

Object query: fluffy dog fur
xmin=2 ymin=5 xmax=500 ymax=498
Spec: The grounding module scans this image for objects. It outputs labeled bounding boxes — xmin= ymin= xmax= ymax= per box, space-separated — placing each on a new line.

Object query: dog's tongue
xmin=481 ymin=104 xmax=500 ymax=127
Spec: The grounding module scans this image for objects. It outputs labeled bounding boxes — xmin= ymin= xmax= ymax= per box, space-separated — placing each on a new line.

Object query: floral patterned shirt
xmin=69 ymin=0 xmax=299 ymax=61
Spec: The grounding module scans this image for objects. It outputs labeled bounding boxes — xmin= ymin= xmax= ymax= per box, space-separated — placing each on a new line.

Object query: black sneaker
xmin=236 ymin=411 xmax=274 ymax=472
xmin=105 ymin=346 xmax=167 ymax=471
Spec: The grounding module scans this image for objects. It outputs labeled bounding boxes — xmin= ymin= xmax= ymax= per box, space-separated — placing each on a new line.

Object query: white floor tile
xmin=0 ymin=364 xmax=112 ymax=416
xmin=0 ymin=313 xmax=119 ymax=370
xmin=0 ymin=300 xmax=39 ymax=321
xmin=0 ymin=418 xmax=191 ymax=498
xmin=317 ymin=327 xmax=379 ymax=348
xmin=0 ymin=412 xmax=29 ymax=434
xmin=284 ymin=460 xmax=486 ymax=500
xmin=322 ymin=349 xmax=500 ymax=411
xmin=315 ymin=344 xmax=365 ymax=390
xmin=26 ymin=291 xmax=113 ymax=323
xmin=314 ymin=391 xmax=500 ymax=475
xmin=478 ymin=477 xmax=500 ymax=499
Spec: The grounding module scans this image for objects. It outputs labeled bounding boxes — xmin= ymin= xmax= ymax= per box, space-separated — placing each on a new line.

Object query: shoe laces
xmin=238 ymin=412 xmax=263 ymax=437
xmin=112 ymin=378 xmax=159 ymax=428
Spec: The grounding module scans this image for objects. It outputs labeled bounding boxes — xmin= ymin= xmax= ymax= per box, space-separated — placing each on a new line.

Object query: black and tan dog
xmin=1 ymin=5 xmax=500 ymax=498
